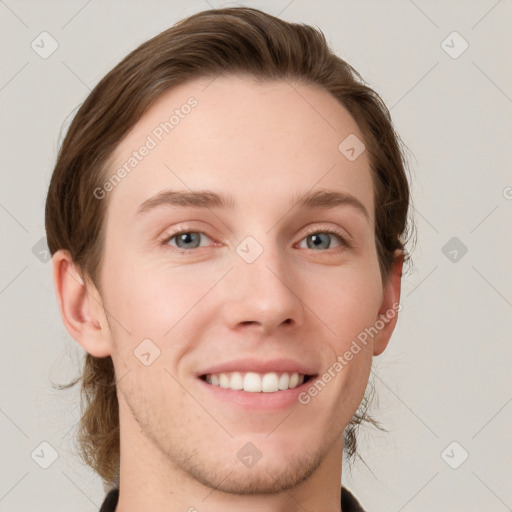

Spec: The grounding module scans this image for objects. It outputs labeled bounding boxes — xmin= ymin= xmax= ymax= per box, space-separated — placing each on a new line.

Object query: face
xmin=85 ymin=75 xmax=401 ymax=494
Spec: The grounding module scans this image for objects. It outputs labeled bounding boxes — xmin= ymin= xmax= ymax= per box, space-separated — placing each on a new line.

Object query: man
xmin=46 ymin=7 xmax=411 ymax=511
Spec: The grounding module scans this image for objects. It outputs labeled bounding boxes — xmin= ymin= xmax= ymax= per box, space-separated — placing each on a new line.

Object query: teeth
xmin=204 ymin=371 xmax=306 ymax=392
xmin=230 ymin=371 xmax=244 ymax=390
xmin=278 ymin=373 xmax=289 ymax=390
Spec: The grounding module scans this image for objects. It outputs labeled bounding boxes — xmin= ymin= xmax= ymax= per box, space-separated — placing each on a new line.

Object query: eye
xmin=159 ymin=226 xmax=350 ymax=254
xmin=161 ymin=230 xmax=213 ymax=252
xmin=298 ymin=228 xmax=350 ymax=251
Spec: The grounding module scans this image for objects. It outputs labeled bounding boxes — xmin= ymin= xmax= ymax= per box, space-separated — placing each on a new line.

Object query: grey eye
xmin=171 ymin=232 xmax=204 ymax=249
xmin=299 ymin=232 xmax=344 ymax=250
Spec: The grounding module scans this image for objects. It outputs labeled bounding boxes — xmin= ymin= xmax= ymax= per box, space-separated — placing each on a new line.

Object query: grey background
xmin=1 ymin=0 xmax=511 ymax=511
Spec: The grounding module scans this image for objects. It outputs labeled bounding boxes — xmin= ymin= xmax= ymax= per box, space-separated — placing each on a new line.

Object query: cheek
xmin=311 ymin=259 xmax=383 ymax=344
xmin=102 ymin=232 xmax=383 ymax=358
xmin=102 ymin=256 xmax=186 ymax=326
xmin=101 ymin=256 xmax=221 ymax=361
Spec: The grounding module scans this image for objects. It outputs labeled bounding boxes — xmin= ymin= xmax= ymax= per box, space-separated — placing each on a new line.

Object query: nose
xmin=219 ymin=241 xmax=304 ymax=336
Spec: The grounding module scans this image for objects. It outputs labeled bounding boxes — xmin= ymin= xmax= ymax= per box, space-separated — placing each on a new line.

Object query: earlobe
xmin=373 ymin=249 xmax=404 ymax=356
xmin=51 ymin=249 xmax=112 ymax=358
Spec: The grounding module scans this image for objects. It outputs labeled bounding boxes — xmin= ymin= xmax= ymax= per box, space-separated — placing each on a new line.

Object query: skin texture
xmin=52 ymin=75 xmax=403 ymax=512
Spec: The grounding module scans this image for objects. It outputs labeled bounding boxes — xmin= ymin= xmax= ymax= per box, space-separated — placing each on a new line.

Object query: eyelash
xmin=159 ymin=225 xmax=351 ymax=255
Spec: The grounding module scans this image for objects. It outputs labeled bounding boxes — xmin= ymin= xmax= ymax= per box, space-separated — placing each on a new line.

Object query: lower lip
xmin=197 ymin=377 xmax=314 ymax=411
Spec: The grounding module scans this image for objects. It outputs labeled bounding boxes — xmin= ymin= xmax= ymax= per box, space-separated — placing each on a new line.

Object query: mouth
xmin=200 ymin=371 xmax=315 ymax=393
xmin=195 ymin=358 xmax=318 ymax=410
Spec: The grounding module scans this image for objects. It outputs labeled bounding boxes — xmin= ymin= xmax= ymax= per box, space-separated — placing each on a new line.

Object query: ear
xmin=373 ymin=249 xmax=404 ymax=356
xmin=51 ymin=249 xmax=112 ymax=358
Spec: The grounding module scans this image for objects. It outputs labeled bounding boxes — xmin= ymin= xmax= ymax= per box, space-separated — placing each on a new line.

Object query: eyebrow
xmin=136 ymin=188 xmax=370 ymax=221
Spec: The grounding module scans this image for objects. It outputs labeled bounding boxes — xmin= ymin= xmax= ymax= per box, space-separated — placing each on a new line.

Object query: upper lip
xmin=196 ymin=358 xmax=317 ymax=377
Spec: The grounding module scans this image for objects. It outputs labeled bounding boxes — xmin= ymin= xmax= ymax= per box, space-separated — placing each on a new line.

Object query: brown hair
xmin=46 ymin=6 xmax=415 ymax=487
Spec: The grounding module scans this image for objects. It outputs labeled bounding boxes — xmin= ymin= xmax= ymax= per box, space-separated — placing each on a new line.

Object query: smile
xmin=201 ymin=371 xmax=312 ymax=392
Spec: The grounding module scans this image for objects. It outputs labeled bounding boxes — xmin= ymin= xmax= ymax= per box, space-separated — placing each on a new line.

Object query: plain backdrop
xmin=1 ymin=1 xmax=511 ymax=511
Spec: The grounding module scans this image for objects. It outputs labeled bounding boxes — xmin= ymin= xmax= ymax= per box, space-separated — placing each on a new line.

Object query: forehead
xmin=106 ymin=75 xmax=374 ymax=224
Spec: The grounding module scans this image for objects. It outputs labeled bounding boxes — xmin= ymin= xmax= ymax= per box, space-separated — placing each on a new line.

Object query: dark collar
xmin=99 ymin=485 xmax=366 ymax=511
